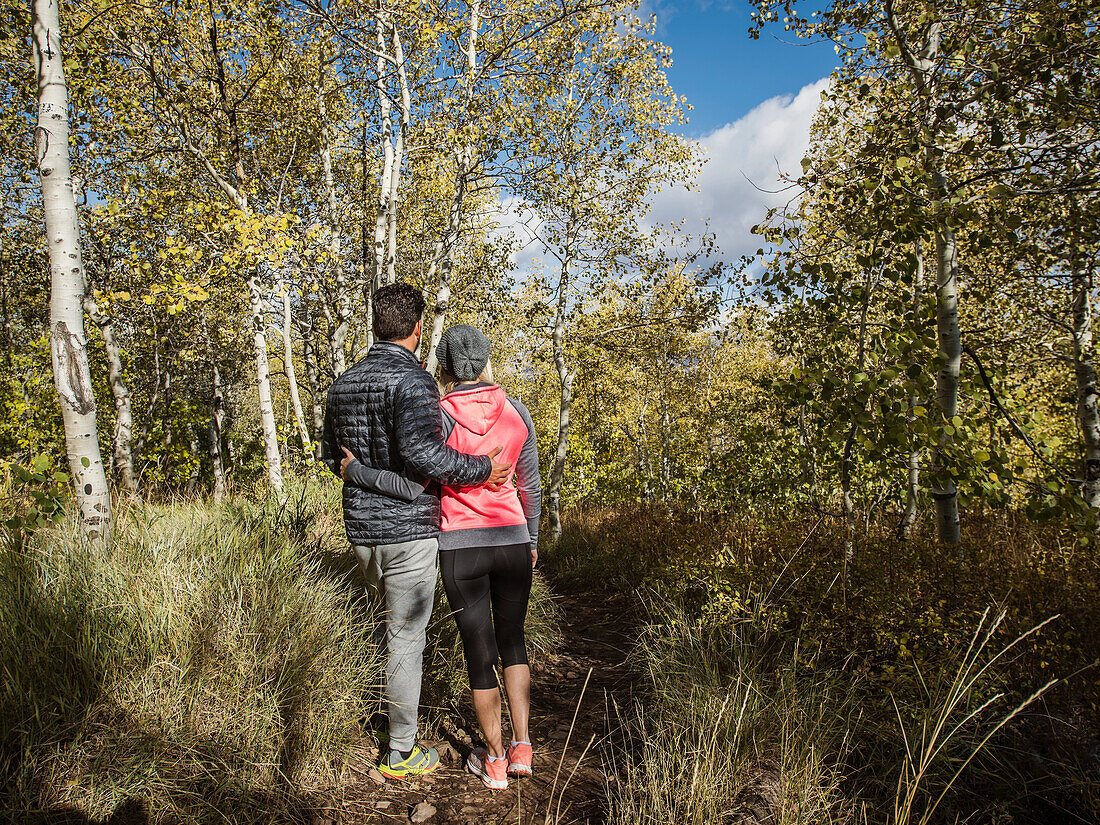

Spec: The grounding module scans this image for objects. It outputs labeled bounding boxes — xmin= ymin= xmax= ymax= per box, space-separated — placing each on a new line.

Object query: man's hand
xmin=486 ymin=445 xmax=511 ymax=490
xmin=529 ymin=542 xmax=538 ymax=568
xmin=339 ymin=446 xmax=356 ymax=481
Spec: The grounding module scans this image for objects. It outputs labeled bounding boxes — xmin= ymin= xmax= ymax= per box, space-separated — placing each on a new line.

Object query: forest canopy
xmin=2 ymin=0 xmax=1099 ymax=544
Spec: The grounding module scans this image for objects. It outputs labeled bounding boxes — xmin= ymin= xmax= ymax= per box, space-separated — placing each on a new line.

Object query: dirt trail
xmin=328 ymin=587 xmax=637 ymax=825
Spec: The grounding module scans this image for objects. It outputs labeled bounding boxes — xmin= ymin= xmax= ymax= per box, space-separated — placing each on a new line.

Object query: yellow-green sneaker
xmin=379 ymin=745 xmax=441 ymax=778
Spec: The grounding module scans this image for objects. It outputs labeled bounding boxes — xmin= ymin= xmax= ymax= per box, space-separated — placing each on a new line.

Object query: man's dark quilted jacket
xmin=322 ymin=341 xmax=491 ymax=545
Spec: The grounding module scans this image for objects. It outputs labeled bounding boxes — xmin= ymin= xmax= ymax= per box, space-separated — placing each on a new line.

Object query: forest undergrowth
xmin=4 ymin=473 xmax=1099 ymax=824
xmin=552 ymin=507 xmax=1100 ymax=825
xmin=0 ymin=476 xmax=559 ymax=823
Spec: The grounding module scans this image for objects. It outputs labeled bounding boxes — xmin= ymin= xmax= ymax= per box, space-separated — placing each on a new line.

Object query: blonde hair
xmin=439 ymin=359 xmax=494 ymax=395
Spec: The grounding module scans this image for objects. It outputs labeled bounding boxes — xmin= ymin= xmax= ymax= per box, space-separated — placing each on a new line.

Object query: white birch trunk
xmin=201 ymin=313 xmax=227 ymax=500
xmin=423 ymin=162 xmax=469 ymax=374
xmin=372 ymin=13 xmax=395 ymax=291
xmin=186 ymin=426 xmax=200 ymax=496
xmin=34 ymin=0 xmax=110 ymax=538
xmin=424 ymin=0 xmax=479 ymax=374
xmin=931 ymin=218 xmax=961 ymax=545
xmin=299 ymin=304 xmax=325 ymax=461
xmin=282 ymin=281 xmax=312 ymax=454
xmin=359 ymin=120 xmax=376 ymax=351
xmin=901 ymin=241 xmax=923 ymax=538
xmin=385 ymin=25 xmax=410 ymax=285
xmin=249 ymin=273 xmax=283 ymax=491
xmin=210 ymin=362 xmax=227 ymax=501
xmin=83 ymin=288 xmax=135 ymax=494
xmin=545 ymin=238 xmax=575 ymax=543
xmin=1071 ymin=264 xmax=1100 ymax=528
xmin=888 ymin=12 xmax=960 ymax=544
xmin=318 ymin=54 xmax=349 ymax=377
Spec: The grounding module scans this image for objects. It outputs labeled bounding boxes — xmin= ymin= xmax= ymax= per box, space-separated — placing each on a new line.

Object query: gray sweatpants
xmin=352 ymin=538 xmax=438 ymax=753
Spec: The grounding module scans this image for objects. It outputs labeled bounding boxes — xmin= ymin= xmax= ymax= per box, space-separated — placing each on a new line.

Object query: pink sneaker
xmin=507 ymin=740 xmax=532 ymax=777
xmin=466 ymin=748 xmax=508 ymax=790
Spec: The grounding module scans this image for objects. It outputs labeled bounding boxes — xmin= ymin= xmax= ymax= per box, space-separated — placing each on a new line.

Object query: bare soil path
xmin=327 ymin=587 xmax=637 ymax=825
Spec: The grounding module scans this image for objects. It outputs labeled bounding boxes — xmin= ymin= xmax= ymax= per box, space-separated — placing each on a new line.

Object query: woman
xmin=346 ymin=324 xmax=541 ymax=791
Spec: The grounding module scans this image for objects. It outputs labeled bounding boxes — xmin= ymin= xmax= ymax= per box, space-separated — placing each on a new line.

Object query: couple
xmin=322 ymin=282 xmax=541 ymax=791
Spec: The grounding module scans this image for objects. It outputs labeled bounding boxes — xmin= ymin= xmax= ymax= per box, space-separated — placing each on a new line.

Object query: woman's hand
xmin=529 ymin=542 xmax=538 ymax=568
xmin=339 ymin=446 xmax=356 ymax=480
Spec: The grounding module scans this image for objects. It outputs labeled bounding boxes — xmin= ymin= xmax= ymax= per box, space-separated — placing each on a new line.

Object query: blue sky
xmin=654 ymin=0 xmax=839 ymax=134
xmin=505 ymin=3 xmax=841 ymax=272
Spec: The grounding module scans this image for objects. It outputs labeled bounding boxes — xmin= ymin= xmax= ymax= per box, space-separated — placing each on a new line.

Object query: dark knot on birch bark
xmin=51 ymin=321 xmax=96 ymax=415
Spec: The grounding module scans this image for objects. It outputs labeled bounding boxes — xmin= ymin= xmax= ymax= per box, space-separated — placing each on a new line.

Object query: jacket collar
xmin=445 ymin=381 xmax=495 ymax=396
xmin=371 ymin=340 xmax=420 ymax=364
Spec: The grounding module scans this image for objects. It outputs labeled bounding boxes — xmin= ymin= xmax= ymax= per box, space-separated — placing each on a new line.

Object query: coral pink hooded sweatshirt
xmin=438 ymin=383 xmax=541 ymax=551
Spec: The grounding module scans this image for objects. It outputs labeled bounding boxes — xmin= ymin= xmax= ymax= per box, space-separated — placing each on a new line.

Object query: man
xmin=322 ymin=282 xmax=510 ymax=778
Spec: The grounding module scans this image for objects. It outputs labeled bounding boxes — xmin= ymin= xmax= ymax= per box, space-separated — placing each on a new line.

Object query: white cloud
xmin=492 ymin=77 xmax=830 ymax=285
xmin=648 ymin=76 xmax=831 ymax=262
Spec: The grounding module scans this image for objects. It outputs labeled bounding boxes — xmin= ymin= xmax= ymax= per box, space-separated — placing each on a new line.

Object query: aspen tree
xmin=424 ymin=0 xmax=481 ymax=375
xmin=317 ymin=48 xmax=350 ymax=377
xmin=82 ymin=282 xmax=134 ymax=493
xmin=280 ymin=276 xmax=312 ymax=454
xmin=33 ymin=0 xmax=111 ymax=538
xmin=514 ymin=13 xmax=694 ymax=539
xmin=109 ymin=2 xmax=301 ymax=492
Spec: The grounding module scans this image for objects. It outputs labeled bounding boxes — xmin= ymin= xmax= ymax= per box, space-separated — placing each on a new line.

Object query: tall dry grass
xmin=1 ymin=479 xmax=380 ymax=821
xmin=0 ymin=477 xmax=561 ymax=822
xmin=557 ymin=507 xmax=1100 ymax=824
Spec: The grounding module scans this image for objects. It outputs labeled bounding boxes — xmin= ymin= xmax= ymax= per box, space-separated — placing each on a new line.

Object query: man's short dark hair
xmin=373 ymin=282 xmax=425 ymax=341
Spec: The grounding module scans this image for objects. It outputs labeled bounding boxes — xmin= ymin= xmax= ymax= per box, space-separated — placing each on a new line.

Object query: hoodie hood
xmin=441 ymin=384 xmax=506 ymax=436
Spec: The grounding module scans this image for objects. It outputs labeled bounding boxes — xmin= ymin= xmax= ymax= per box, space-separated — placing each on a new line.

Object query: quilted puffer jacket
xmin=322 ymin=341 xmax=491 ymax=545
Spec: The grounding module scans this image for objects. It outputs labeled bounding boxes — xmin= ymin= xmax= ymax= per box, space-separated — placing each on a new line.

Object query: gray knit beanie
xmin=437 ymin=324 xmax=491 ymax=381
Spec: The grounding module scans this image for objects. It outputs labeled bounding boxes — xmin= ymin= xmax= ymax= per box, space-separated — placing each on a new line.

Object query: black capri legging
xmin=440 ymin=543 xmax=532 ymax=690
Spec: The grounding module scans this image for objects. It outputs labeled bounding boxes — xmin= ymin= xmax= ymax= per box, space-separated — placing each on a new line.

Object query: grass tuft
xmin=1 ymin=479 xmax=379 ymax=822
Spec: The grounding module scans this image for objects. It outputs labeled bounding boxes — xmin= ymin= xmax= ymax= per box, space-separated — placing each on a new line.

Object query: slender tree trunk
xmin=83 ymin=289 xmax=136 ymax=494
xmin=210 ymin=360 xmax=227 ymax=501
xmin=424 ymin=158 xmax=471 ymax=374
xmin=249 ymin=273 xmax=283 ymax=491
xmin=888 ymin=11 xmax=960 ymax=545
xmin=318 ymin=52 xmax=349 ymax=377
xmin=1071 ymin=262 xmax=1100 ymax=529
xmin=385 ymin=24 xmax=410 ymax=285
xmin=161 ymin=368 xmax=173 ymax=483
xmin=300 ymin=306 xmax=325 ymax=461
xmin=372 ymin=13 xmax=395 ymax=290
xmin=424 ymin=0 xmax=479 ymax=374
xmin=0 ymin=191 xmax=10 ymax=367
xmin=546 ymin=236 xmax=575 ymax=543
xmin=901 ymin=241 xmax=924 ymax=538
xmin=361 ymin=120 xmax=375 ymax=352
xmin=33 ymin=0 xmax=110 ymax=539
xmin=282 ymin=280 xmax=312 ymax=454
xmin=930 ymin=217 xmax=961 ymax=545
xmin=186 ymin=426 xmax=200 ymax=496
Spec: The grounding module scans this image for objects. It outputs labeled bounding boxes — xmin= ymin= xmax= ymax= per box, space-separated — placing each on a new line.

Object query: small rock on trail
xmin=409 ymin=800 xmax=437 ymax=822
